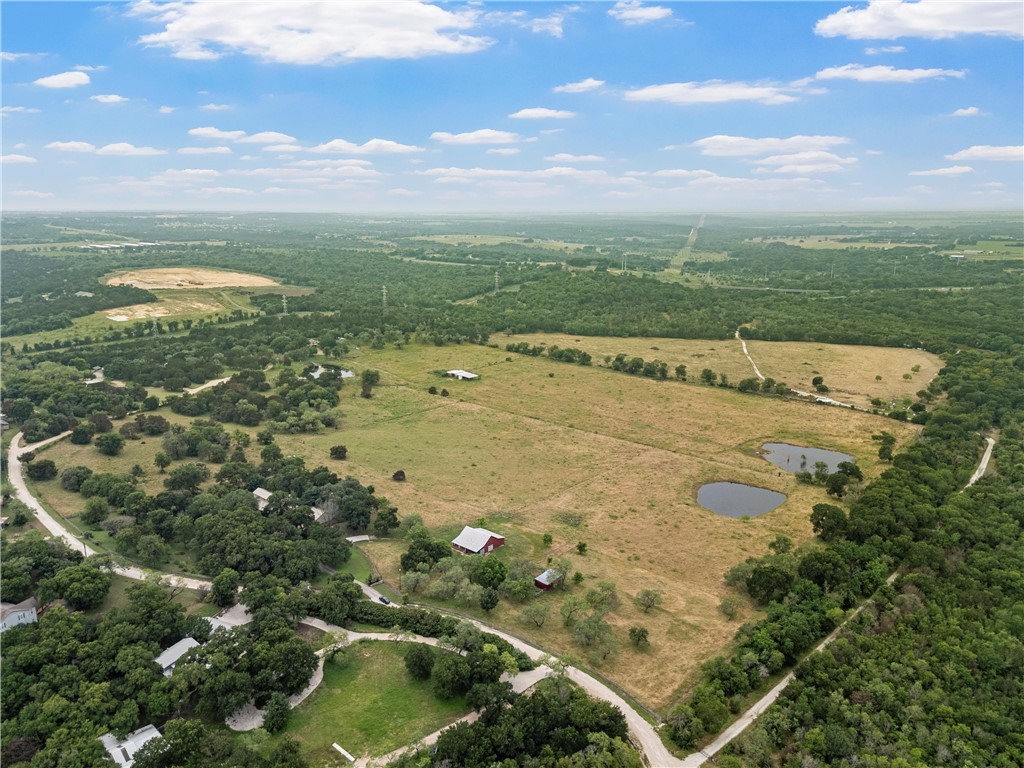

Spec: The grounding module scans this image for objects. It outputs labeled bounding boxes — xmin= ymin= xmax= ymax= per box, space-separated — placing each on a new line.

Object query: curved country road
xmin=7 ymin=432 xmax=680 ymax=767
xmin=8 ymin=431 xmax=213 ymax=591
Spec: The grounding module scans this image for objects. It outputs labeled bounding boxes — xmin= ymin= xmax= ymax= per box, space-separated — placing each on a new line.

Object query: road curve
xmin=967 ymin=437 xmax=996 ymax=486
xmin=7 ymin=431 xmax=213 ymax=591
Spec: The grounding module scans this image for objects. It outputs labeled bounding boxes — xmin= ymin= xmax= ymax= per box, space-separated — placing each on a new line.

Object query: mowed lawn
xmin=266 ymin=641 xmax=470 ymax=765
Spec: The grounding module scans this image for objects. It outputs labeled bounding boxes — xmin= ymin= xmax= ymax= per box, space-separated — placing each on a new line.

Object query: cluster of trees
xmin=2 ymin=362 xmax=147 ymax=443
xmin=793 ymin=459 xmax=863 ymax=498
xmin=166 ymin=369 xmax=339 ymax=433
xmin=1 ymin=251 xmax=158 ymax=336
xmin=506 ymin=342 xmax=593 ymax=366
xmin=665 ymin=346 xmax=1024 ymax=754
xmin=607 ymin=353 xmax=670 ymax=380
xmin=390 ymin=675 xmax=639 ymax=768
xmin=64 ymin=431 xmax=353 ymax=581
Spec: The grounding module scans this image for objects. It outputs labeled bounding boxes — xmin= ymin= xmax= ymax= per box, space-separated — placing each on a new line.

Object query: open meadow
xmin=27 ymin=339 xmax=922 ymax=711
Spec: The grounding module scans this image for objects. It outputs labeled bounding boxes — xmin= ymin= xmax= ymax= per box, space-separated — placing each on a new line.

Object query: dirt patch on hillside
xmin=106 ymin=298 xmax=225 ymax=320
xmin=107 ymin=267 xmax=279 ymax=290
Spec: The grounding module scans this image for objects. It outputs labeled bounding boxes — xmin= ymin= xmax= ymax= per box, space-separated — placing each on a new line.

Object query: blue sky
xmin=2 ymin=1 xmax=1021 ymax=212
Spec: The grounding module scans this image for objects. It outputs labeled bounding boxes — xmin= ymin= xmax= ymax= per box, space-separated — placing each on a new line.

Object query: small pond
xmin=698 ymin=482 xmax=786 ymax=518
xmin=760 ymin=443 xmax=854 ymax=474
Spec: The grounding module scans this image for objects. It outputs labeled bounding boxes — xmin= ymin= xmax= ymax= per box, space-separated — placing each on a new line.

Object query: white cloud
xmin=608 ymin=1 xmax=673 ymax=25
xmin=45 ymin=141 xmax=97 ymax=152
xmin=199 ymin=187 xmax=252 ymax=194
xmin=178 ymin=146 xmax=232 ymax=155
xmin=865 ymin=45 xmax=906 ymax=54
xmin=950 ymin=106 xmax=981 ymax=117
xmin=530 ymin=8 xmax=576 ymax=38
xmin=310 ymin=138 xmax=423 ymax=154
xmin=263 ymin=186 xmax=311 ymax=194
xmin=1 ymin=154 xmax=37 ymax=164
xmin=545 ymin=153 xmax=605 ymax=162
xmin=1 ymin=106 xmax=41 ymax=114
xmin=508 ymin=107 xmax=575 ymax=119
xmin=909 ymin=165 xmax=974 ymax=176
xmin=237 ymin=131 xmax=296 ymax=144
xmin=200 ymin=103 xmax=231 ymax=111
xmin=388 ymin=187 xmax=422 ymax=197
xmin=486 ymin=148 xmax=521 ymax=155
xmin=692 ymin=134 xmax=851 ymax=157
xmin=263 ymin=144 xmax=302 ymax=152
xmin=189 ymin=126 xmax=247 ymax=140
xmin=159 ymin=106 xmax=176 ymax=114
xmin=1 ymin=52 xmax=40 ymax=62
xmin=34 ymin=71 xmax=90 ymax=88
xmin=553 ymin=77 xmax=605 ymax=94
xmin=688 ymin=174 xmax=828 ymax=193
xmin=946 ymin=145 xmax=1023 ymax=161
xmin=815 ymin=64 xmax=964 ymax=83
xmin=649 ymin=168 xmax=715 ymax=178
xmin=96 ymin=142 xmax=167 ymax=156
xmin=151 ymin=168 xmax=222 ymax=184
xmin=130 ymin=0 xmax=493 ymax=63
xmin=288 ymin=158 xmax=375 ymax=167
xmin=91 ymin=94 xmax=129 ymax=104
xmin=8 ymin=190 xmax=55 ymax=198
xmin=753 ymin=150 xmax=858 ymax=174
xmin=74 ymin=64 xmax=107 ymax=72
xmin=625 ymin=80 xmax=798 ymax=106
xmin=431 ymin=129 xmax=520 ymax=144
xmin=816 ymin=0 xmax=1023 ymax=40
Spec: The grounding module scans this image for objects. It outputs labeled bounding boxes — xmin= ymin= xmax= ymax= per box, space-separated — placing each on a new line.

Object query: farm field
xmin=746 ymin=235 xmax=932 ymax=249
xmin=275 ymin=341 xmax=920 ymax=709
xmin=106 ymin=267 xmax=282 ymax=290
xmin=408 ymin=234 xmax=589 ymax=251
xmin=26 ymin=340 xmax=921 ymax=711
xmin=941 ymin=239 xmax=1024 ymax=259
xmin=490 ymin=332 xmax=941 ymax=411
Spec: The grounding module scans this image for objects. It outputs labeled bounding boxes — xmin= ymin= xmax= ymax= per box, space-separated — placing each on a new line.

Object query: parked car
xmin=378 ymin=596 xmax=391 ymax=605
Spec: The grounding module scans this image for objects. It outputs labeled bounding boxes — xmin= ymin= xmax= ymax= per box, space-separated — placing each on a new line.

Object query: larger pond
xmin=697 ymin=482 xmax=786 ymax=518
xmin=760 ymin=443 xmax=854 ymax=474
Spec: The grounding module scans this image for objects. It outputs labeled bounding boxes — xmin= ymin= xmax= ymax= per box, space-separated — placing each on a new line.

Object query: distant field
xmin=409 ymin=234 xmax=588 ymax=251
xmin=746 ymin=236 xmax=931 ymax=249
xmin=28 ymin=339 xmax=922 ymax=711
xmin=106 ymin=267 xmax=281 ymax=289
xmin=501 ymin=332 xmax=941 ymax=410
xmin=941 ymin=240 xmax=1024 ymax=260
xmin=6 ymin=288 xmax=262 ymax=348
xmin=1 ymin=240 xmax=228 ymax=251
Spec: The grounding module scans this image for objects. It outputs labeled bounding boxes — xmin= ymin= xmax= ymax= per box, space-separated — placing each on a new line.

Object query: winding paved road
xmin=8 ymin=431 xmax=213 ymax=591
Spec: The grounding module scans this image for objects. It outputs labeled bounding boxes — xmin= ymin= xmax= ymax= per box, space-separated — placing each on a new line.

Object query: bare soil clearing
xmin=107 ymin=267 xmax=280 ymax=290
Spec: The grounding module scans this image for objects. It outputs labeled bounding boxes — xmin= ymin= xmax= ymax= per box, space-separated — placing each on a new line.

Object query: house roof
xmin=99 ymin=724 xmax=162 ymax=767
xmin=154 ymin=637 xmax=199 ymax=670
xmin=253 ymin=487 xmax=273 ymax=500
xmin=1 ymin=597 xmax=38 ymax=619
xmin=535 ymin=569 xmax=563 ymax=586
xmin=452 ymin=526 xmax=502 ymax=552
xmin=447 ymin=369 xmax=479 ymax=379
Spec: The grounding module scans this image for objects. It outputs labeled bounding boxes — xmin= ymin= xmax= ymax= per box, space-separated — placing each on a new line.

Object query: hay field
xmin=501 ymin=332 xmax=941 ymax=410
xmin=746 ymin=236 xmax=930 ymax=249
xmin=107 ymin=267 xmax=280 ymax=289
xmin=273 ymin=342 xmax=919 ymax=710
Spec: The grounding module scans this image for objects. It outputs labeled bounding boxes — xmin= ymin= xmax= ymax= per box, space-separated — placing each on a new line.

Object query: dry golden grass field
xmin=503 ymin=332 xmax=942 ymax=411
xmin=276 ymin=341 xmax=921 ymax=710
xmin=106 ymin=267 xmax=281 ymax=289
xmin=28 ymin=339 xmax=926 ymax=712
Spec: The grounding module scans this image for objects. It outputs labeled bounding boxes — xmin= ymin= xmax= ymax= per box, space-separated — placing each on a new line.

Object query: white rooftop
xmin=154 ymin=637 xmax=199 ymax=673
xmin=452 ymin=526 xmax=502 ymax=552
xmin=99 ymin=724 xmax=162 ymax=767
xmin=447 ymin=369 xmax=479 ymax=380
xmin=253 ymin=487 xmax=273 ymax=500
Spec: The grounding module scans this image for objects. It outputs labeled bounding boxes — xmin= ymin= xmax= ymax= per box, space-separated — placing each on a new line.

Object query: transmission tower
xmin=494 ymin=272 xmax=500 ymax=293
xmin=382 ymin=284 xmax=388 ymax=315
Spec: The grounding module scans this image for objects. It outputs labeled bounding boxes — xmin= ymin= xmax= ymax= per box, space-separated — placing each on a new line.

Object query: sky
xmin=1 ymin=0 xmax=1022 ymax=212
